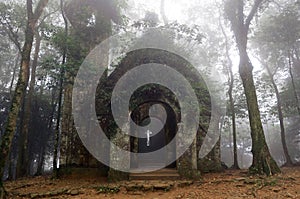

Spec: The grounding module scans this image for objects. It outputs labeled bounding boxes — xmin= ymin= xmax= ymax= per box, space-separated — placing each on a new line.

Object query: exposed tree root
xmin=0 ymin=184 xmax=7 ymax=199
xmin=249 ymin=155 xmax=281 ymax=176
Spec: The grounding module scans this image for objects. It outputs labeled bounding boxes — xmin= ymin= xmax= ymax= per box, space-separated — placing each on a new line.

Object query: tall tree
xmin=224 ymin=0 xmax=280 ymax=175
xmin=59 ymin=0 xmax=121 ymax=168
xmin=264 ymin=62 xmax=293 ymax=166
xmin=52 ymin=0 xmax=68 ymax=178
xmin=252 ymin=2 xmax=300 ymax=165
xmin=219 ymin=13 xmax=239 ymax=169
xmin=0 ymin=2 xmax=25 ymax=103
xmin=0 ymin=0 xmax=49 ymax=197
xmin=18 ymin=5 xmax=59 ymax=177
xmin=17 ymin=27 xmax=42 ymax=178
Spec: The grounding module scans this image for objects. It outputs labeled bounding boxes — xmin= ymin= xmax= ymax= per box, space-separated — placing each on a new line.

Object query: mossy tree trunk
xmin=59 ymin=0 xmax=116 ymax=170
xmin=0 ymin=0 xmax=49 ymax=197
xmin=225 ymin=0 xmax=280 ymax=175
xmin=239 ymin=52 xmax=280 ymax=175
xmin=17 ymin=28 xmax=42 ymax=178
xmin=9 ymin=53 xmax=20 ymax=97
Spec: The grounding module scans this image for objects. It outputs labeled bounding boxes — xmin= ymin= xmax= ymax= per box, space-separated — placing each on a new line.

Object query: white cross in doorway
xmin=146 ymin=129 xmax=152 ymax=147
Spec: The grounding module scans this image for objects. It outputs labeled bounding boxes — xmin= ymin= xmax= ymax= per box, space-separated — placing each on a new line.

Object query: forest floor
xmin=4 ymin=167 xmax=300 ymax=199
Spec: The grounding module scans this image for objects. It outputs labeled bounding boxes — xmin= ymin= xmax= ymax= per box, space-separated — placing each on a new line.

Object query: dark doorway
xmin=130 ymin=102 xmax=178 ymax=169
xmin=138 ymin=117 xmax=166 ymax=153
xmin=137 ymin=117 xmax=166 ymax=168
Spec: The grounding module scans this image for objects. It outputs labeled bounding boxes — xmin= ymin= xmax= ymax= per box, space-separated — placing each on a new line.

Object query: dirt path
xmin=4 ymin=167 xmax=300 ymax=198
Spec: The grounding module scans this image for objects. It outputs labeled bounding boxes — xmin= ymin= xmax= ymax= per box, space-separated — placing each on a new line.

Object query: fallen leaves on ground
xmin=4 ymin=167 xmax=300 ymax=199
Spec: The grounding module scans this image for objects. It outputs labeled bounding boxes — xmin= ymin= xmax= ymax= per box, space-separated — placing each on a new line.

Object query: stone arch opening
xmin=130 ymin=101 xmax=178 ymax=169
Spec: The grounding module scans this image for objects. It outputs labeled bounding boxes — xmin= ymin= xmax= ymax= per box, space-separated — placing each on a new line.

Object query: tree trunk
xmin=61 ymin=83 xmax=73 ymax=166
xmin=264 ymin=64 xmax=293 ymax=166
xmin=0 ymin=21 xmax=33 ymax=196
xmin=0 ymin=22 xmax=33 ymax=199
xmin=239 ymin=51 xmax=280 ymax=175
xmin=225 ymin=0 xmax=280 ymax=175
xmin=0 ymin=0 xmax=49 ymax=197
xmin=59 ymin=0 xmax=114 ymax=169
xmin=288 ymin=52 xmax=300 ymax=116
xmin=9 ymin=53 xmax=20 ymax=97
xmin=53 ymin=0 xmax=68 ymax=178
xmin=229 ymin=81 xmax=239 ymax=169
xmin=17 ymin=31 xmax=41 ymax=178
xmin=47 ymin=88 xmax=57 ymax=130
xmin=219 ymin=15 xmax=239 ymax=169
xmin=35 ymin=143 xmax=45 ymax=176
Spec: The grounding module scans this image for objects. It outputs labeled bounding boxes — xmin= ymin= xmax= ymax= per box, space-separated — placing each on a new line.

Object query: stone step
xmin=122 ymin=180 xmax=193 ymax=192
xmin=129 ymin=168 xmax=180 ymax=180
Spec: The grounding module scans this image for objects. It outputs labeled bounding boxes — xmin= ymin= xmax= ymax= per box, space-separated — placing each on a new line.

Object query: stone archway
xmin=96 ymin=48 xmax=213 ymax=180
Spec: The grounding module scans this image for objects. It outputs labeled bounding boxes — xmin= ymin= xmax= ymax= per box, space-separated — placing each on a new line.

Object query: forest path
xmin=4 ymin=167 xmax=300 ymax=198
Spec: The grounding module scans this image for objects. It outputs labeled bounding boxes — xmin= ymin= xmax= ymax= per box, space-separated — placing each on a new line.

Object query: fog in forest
xmin=0 ymin=0 xmax=299 ymax=186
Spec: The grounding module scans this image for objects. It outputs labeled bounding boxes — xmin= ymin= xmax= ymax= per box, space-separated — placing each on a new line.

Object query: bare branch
xmin=27 ymin=0 xmax=33 ymax=20
xmin=32 ymin=0 xmax=49 ymax=23
xmin=0 ymin=21 xmax=21 ymax=52
xmin=245 ymin=0 xmax=265 ymax=30
xmin=37 ymin=9 xmax=59 ymax=29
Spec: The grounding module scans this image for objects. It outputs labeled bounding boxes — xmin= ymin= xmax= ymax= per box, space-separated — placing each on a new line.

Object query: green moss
xmin=178 ymin=167 xmax=201 ymax=180
xmin=96 ymin=185 xmax=120 ymax=194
